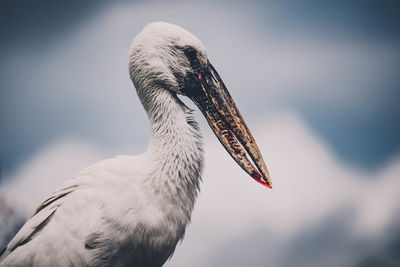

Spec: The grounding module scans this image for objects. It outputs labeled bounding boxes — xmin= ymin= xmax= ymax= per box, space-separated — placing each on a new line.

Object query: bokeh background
xmin=1 ymin=0 xmax=399 ymax=266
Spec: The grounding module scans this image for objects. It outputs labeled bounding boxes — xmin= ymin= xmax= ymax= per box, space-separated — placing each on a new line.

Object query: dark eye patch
xmin=183 ymin=47 xmax=196 ymax=60
xmin=183 ymin=47 xmax=202 ymax=73
xmin=173 ymin=46 xmax=204 ymax=96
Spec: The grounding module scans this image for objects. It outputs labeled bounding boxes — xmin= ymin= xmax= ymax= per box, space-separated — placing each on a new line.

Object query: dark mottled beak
xmin=182 ymin=58 xmax=272 ymax=188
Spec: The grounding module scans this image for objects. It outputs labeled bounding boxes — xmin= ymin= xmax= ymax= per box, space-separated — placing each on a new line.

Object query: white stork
xmin=0 ymin=22 xmax=271 ymax=266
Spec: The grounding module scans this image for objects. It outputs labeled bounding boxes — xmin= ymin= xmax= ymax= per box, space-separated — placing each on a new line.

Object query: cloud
xmin=2 ymin=0 xmax=399 ymax=175
xmin=1 ymin=111 xmax=399 ymax=266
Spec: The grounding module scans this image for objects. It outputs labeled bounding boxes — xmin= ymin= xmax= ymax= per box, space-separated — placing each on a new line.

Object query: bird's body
xmin=1 ymin=89 xmax=202 ymax=266
xmin=0 ymin=22 xmax=270 ymax=266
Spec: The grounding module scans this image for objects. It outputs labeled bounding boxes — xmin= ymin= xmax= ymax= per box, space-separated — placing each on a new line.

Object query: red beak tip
xmin=266 ymin=178 xmax=273 ymax=189
xmin=263 ymin=181 xmax=273 ymax=189
xmin=250 ymin=171 xmax=272 ymax=189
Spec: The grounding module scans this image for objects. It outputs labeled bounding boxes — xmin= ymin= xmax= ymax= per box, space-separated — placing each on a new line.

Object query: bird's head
xmin=129 ymin=22 xmax=272 ymax=188
xmin=129 ymin=22 xmax=207 ymax=94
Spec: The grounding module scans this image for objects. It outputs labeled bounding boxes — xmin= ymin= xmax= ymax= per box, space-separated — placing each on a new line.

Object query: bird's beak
xmin=186 ymin=62 xmax=272 ymax=188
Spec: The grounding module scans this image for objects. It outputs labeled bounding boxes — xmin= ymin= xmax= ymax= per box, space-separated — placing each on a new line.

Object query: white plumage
xmin=0 ymin=22 xmax=270 ymax=266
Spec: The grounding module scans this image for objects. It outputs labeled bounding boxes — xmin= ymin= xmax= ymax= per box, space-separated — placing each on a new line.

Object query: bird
xmin=0 ymin=22 xmax=271 ymax=266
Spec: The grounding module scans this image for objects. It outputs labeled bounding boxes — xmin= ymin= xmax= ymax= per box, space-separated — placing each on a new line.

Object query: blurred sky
xmin=1 ymin=0 xmax=399 ymax=177
xmin=0 ymin=0 xmax=399 ymax=266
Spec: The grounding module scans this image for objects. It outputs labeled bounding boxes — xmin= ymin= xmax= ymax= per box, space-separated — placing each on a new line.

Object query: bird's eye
xmin=183 ymin=47 xmax=197 ymax=61
xmin=183 ymin=47 xmax=202 ymax=72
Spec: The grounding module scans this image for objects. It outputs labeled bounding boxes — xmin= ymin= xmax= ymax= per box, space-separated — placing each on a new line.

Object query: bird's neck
xmin=142 ymin=88 xmax=204 ymax=213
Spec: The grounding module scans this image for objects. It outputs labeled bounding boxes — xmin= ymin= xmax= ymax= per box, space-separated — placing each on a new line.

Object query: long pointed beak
xmin=185 ymin=62 xmax=272 ymax=188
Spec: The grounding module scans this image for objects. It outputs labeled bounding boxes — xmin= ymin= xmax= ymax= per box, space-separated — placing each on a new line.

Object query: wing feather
xmin=2 ymin=184 xmax=78 ymax=256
